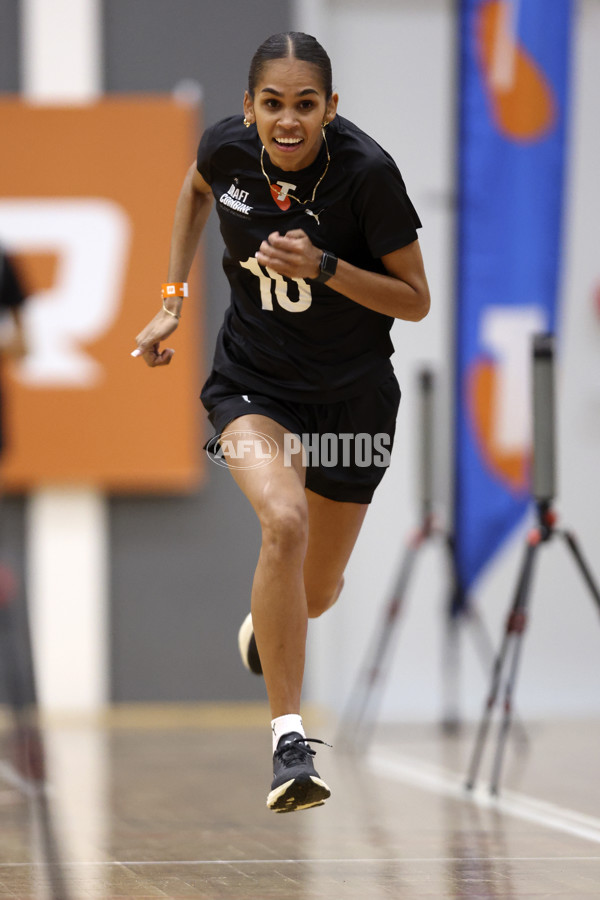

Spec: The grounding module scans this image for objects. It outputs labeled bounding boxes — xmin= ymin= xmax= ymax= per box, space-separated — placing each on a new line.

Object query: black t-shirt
xmin=0 ymin=249 xmax=26 ymax=454
xmin=197 ymin=114 xmax=421 ymax=402
xmin=0 ymin=251 xmax=25 ymax=314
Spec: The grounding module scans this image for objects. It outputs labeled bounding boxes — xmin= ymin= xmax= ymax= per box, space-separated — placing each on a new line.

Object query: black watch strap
xmin=315 ymin=250 xmax=338 ymax=283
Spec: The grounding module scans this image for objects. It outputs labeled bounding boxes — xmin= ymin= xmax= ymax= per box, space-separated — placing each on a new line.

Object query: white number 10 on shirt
xmin=240 ymin=257 xmax=312 ymax=313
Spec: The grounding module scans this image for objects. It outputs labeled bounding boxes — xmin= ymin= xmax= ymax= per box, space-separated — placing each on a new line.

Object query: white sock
xmin=271 ymin=714 xmax=305 ymax=752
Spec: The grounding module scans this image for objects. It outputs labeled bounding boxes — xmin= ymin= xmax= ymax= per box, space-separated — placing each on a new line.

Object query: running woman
xmin=133 ymin=32 xmax=430 ymax=813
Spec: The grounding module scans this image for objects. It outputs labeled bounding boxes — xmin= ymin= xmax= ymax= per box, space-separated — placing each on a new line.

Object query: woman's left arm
xmin=255 ymin=230 xmax=430 ymax=322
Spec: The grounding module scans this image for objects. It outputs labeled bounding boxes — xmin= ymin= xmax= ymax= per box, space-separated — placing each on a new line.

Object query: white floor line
xmin=368 ymin=748 xmax=600 ymax=846
xmin=0 ymin=761 xmax=38 ymax=798
xmin=1 ymin=856 xmax=600 ymax=869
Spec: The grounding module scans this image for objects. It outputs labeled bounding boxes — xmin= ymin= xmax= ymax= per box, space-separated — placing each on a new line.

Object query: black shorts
xmin=200 ymin=370 xmax=401 ymax=504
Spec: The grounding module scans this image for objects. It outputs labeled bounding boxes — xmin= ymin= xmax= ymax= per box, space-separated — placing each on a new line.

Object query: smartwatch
xmin=315 ymin=250 xmax=338 ymax=283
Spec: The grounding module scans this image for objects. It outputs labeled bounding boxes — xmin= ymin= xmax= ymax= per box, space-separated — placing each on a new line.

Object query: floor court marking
xmin=0 ymin=761 xmax=38 ymax=797
xmin=3 ymin=750 xmax=600 ymax=868
xmin=1 ymin=857 xmax=600 ymax=869
xmin=368 ymin=748 xmax=600 ymax=846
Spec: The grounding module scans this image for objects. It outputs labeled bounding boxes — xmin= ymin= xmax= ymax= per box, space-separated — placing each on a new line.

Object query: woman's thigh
xmin=303 ymin=488 xmax=368 ymax=612
xmin=221 ymin=414 xmax=306 ymax=527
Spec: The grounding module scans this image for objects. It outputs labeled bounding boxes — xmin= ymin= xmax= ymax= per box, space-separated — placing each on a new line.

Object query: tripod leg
xmin=441 ymin=533 xmax=469 ymax=732
xmin=337 ymin=533 xmax=422 ymax=750
xmin=489 ymin=538 xmax=540 ymax=795
xmin=0 ymin=567 xmax=45 ymax=783
xmin=561 ymin=530 xmax=600 ymax=613
xmin=33 ymin=788 xmax=72 ymax=900
xmin=465 ymin=537 xmax=538 ymax=790
xmin=465 ymin=606 xmax=529 ymax=747
xmin=0 ymin=604 xmax=29 ymax=711
xmin=464 ymin=628 xmax=513 ymax=790
xmin=441 ymin=613 xmax=461 ymax=733
xmin=489 ymin=631 xmax=528 ymax=795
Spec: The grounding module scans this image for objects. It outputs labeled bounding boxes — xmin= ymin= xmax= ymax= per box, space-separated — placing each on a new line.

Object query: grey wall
xmin=0 ymin=0 xmax=20 ymax=92
xmin=104 ymin=0 xmax=292 ymax=701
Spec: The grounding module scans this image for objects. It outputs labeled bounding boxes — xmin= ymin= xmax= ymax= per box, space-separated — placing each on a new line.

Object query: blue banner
xmin=454 ymin=0 xmax=573 ymax=591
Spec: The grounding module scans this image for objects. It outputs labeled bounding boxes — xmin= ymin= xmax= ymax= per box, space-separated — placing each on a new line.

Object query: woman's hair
xmin=248 ymin=32 xmax=333 ymax=99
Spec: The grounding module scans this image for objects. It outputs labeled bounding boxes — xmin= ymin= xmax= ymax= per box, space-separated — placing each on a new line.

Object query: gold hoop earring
xmin=243 ymin=117 xmax=252 ymax=128
xmin=322 ymin=120 xmax=329 ymax=127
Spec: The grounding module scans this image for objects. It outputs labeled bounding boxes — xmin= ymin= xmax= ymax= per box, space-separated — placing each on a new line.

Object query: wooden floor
xmin=1 ymin=707 xmax=600 ymax=898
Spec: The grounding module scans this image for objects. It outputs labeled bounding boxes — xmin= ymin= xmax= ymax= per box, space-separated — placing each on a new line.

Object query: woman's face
xmin=244 ymin=57 xmax=338 ymax=172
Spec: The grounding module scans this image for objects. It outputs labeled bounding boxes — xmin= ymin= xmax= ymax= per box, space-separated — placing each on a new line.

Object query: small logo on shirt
xmin=270 ymin=180 xmax=297 ymax=211
xmin=219 ymin=182 xmax=253 ymax=216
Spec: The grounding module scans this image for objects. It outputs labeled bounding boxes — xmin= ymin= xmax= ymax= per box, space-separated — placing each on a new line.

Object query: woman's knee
xmin=306 ymin=576 xmax=344 ymax=619
xmin=258 ymin=492 xmax=309 ymax=557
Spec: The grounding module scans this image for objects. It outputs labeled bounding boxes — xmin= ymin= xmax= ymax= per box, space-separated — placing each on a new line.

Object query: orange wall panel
xmin=0 ymin=97 xmax=204 ymax=492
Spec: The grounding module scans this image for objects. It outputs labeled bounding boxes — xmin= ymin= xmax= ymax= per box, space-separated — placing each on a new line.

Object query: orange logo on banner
xmin=0 ymin=98 xmax=204 ymax=492
xmin=467 ymin=357 xmax=530 ymax=494
xmin=476 ymin=0 xmax=556 ymax=141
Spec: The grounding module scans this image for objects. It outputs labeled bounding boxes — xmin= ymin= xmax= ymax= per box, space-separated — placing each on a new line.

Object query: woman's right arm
xmin=132 ymin=164 xmax=213 ymax=367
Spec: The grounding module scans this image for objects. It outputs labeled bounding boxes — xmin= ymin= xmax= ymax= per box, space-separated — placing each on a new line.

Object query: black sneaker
xmin=238 ymin=612 xmax=262 ymax=675
xmin=267 ymin=733 xmax=331 ymax=813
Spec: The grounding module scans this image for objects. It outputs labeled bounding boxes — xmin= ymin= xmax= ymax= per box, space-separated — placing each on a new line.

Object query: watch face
xmin=321 ymin=251 xmax=338 ymax=277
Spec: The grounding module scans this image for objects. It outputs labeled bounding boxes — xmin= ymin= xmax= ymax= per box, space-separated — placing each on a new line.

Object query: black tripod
xmin=0 ymin=533 xmax=71 ymax=899
xmin=337 ymin=370 xmax=499 ymax=751
xmin=465 ymin=334 xmax=600 ymax=795
xmin=0 ymin=560 xmax=44 ymax=782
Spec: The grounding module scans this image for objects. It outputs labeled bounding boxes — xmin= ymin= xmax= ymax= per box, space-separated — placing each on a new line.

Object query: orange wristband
xmin=161 ymin=282 xmax=188 ymax=299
